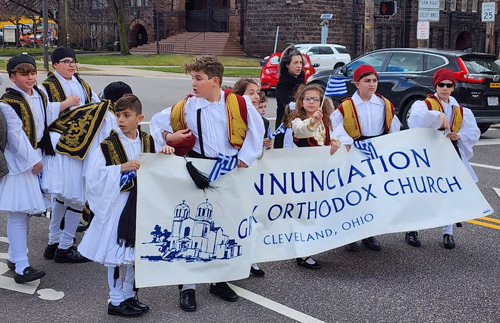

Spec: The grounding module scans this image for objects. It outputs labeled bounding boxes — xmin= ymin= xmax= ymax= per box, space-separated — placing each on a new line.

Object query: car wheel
xmin=334 ymin=63 xmax=345 ymax=70
xmin=400 ymin=98 xmax=423 ymax=129
xmin=478 ymin=124 xmax=490 ymax=134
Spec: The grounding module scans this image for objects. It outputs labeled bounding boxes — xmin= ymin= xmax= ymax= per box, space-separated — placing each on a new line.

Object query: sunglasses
xmin=437 ymin=82 xmax=454 ymax=88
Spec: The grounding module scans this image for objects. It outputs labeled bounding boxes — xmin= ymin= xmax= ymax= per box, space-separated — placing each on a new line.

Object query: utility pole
xmin=485 ymin=21 xmax=494 ymax=54
xmin=364 ymin=0 xmax=375 ymax=52
xmin=43 ymin=0 xmax=49 ymax=71
xmin=58 ymin=0 xmax=67 ymax=46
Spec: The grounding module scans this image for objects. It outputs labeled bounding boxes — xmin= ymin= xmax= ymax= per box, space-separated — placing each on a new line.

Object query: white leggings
xmin=107 ymin=265 xmax=135 ymax=306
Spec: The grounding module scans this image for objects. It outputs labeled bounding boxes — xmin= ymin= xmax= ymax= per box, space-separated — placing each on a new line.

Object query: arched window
xmin=184 ymin=227 xmax=190 ymax=237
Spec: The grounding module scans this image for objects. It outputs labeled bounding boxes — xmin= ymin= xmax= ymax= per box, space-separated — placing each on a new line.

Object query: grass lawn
xmin=77 ymin=54 xmax=261 ymax=67
xmin=135 ymin=66 xmax=261 ymax=77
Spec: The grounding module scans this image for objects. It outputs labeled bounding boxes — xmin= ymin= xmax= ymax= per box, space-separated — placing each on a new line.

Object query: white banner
xmin=136 ymin=128 xmax=492 ymax=288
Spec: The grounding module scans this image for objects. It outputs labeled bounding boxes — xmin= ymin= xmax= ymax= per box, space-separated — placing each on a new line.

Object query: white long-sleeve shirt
xmin=408 ymin=94 xmax=480 ymax=182
xmin=150 ymin=90 xmax=265 ymax=166
xmin=330 ymin=91 xmax=401 ymax=145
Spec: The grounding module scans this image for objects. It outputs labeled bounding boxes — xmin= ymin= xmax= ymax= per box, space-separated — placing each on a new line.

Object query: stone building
xmin=68 ymin=0 xmax=500 ymax=57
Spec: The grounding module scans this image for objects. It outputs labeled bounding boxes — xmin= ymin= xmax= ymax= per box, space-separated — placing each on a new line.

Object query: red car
xmin=260 ymin=53 xmax=316 ymax=94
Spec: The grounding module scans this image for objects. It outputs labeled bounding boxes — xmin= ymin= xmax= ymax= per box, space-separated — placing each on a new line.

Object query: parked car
xmin=307 ymin=48 xmax=500 ymax=133
xmin=260 ymin=53 xmax=316 ymax=94
xmin=295 ymin=43 xmax=351 ymax=72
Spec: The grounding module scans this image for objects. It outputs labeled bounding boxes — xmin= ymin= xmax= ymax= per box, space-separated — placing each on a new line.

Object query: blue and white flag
xmin=269 ymin=123 xmax=287 ymax=139
xmin=353 ymin=139 xmax=379 ymax=160
xmin=208 ymin=153 xmax=238 ymax=182
xmin=120 ymin=171 xmax=136 ymax=189
xmin=325 ymin=76 xmax=347 ymax=97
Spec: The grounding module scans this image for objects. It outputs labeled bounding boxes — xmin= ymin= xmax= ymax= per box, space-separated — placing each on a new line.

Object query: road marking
xmin=37 ymin=288 xmax=65 ymax=300
xmin=470 ymin=162 xmax=500 ymax=171
xmin=228 ymin=283 xmax=325 ymax=323
xmin=467 ymin=219 xmax=500 ymax=230
xmin=476 ymin=138 xmax=500 ymax=145
xmin=494 ymin=187 xmax=500 ymax=199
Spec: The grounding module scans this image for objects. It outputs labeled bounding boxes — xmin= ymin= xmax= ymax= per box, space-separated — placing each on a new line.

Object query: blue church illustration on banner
xmin=141 ymin=199 xmax=242 ymax=263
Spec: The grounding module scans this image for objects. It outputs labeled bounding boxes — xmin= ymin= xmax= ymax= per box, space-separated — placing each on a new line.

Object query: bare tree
xmin=108 ymin=0 xmax=130 ymax=55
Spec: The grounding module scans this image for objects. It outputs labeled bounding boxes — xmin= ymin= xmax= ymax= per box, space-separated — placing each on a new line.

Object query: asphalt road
xmin=1 ymin=74 xmax=500 ymax=323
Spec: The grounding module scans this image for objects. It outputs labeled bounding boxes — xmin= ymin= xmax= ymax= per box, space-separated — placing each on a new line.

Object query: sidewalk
xmin=77 ymin=64 xmax=186 ymax=78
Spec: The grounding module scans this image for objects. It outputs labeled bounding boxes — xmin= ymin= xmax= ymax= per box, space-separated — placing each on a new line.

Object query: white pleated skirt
xmin=0 ymin=168 xmax=48 ymax=214
xmin=78 ymin=191 xmax=135 ymax=267
xmin=41 ymin=132 xmax=85 ymax=206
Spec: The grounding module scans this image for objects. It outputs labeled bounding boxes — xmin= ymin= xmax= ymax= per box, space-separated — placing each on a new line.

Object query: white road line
xmin=470 ymin=162 xmax=500 ymax=171
xmin=228 ymin=283 xmax=325 ymax=323
xmin=476 ymin=138 xmax=500 ymax=145
xmin=493 ymin=187 xmax=500 ymax=199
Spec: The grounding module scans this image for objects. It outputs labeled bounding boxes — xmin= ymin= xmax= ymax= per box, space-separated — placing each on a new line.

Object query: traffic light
xmin=380 ymin=1 xmax=396 ymax=15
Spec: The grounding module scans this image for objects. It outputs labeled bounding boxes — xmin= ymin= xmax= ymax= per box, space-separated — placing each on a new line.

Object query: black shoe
xmin=76 ymin=221 xmax=87 ymax=232
xmin=108 ymin=301 xmax=143 ymax=317
xmin=209 ymin=282 xmax=239 ymax=302
xmin=179 ymin=289 xmax=197 ymax=312
xmin=124 ymin=297 xmax=149 ymax=312
xmin=43 ymin=243 xmax=59 ymax=260
xmin=250 ymin=266 xmax=265 ymax=277
xmin=54 ymin=246 xmax=91 ymax=263
xmin=362 ymin=236 xmax=382 ymax=251
xmin=296 ymin=257 xmax=322 ymax=269
xmin=344 ymin=242 xmax=359 ymax=252
xmin=14 ymin=266 xmax=46 ymax=284
xmin=443 ymin=234 xmax=455 ymax=249
xmin=6 ymin=260 xmax=15 ymax=270
xmin=405 ymin=231 xmax=421 ymax=247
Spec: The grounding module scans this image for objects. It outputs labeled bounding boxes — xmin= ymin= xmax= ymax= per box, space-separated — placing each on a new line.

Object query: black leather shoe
xmin=76 ymin=221 xmax=87 ymax=232
xmin=124 ymin=297 xmax=149 ymax=312
xmin=296 ymin=257 xmax=321 ymax=269
xmin=362 ymin=236 xmax=382 ymax=251
xmin=108 ymin=301 xmax=143 ymax=317
xmin=14 ymin=266 xmax=46 ymax=284
xmin=43 ymin=243 xmax=59 ymax=260
xmin=209 ymin=282 xmax=239 ymax=302
xmin=344 ymin=242 xmax=359 ymax=252
xmin=7 ymin=260 xmax=15 ymax=270
xmin=405 ymin=231 xmax=421 ymax=247
xmin=54 ymin=246 xmax=91 ymax=263
xmin=180 ymin=289 xmax=197 ymax=312
xmin=443 ymin=234 xmax=455 ymax=249
xmin=250 ymin=266 xmax=265 ymax=277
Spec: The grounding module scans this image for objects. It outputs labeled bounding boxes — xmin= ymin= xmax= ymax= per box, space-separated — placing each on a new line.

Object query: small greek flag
xmin=353 ymin=140 xmax=379 ymax=160
xmin=325 ymin=76 xmax=348 ymax=97
xmin=120 ymin=171 xmax=136 ymax=189
xmin=208 ymin=153 xmax=238 ymax=182
xmin=269 ymin=123 xmax=287 ymax=139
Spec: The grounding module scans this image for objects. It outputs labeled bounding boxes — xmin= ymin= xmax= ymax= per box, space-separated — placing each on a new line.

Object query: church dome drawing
xmin=141 ymin=199 xmax=242 ymax=263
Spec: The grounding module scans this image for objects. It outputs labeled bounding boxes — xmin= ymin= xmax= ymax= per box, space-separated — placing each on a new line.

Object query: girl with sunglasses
xmin=405 ymin=68 xmax=480 ymax=249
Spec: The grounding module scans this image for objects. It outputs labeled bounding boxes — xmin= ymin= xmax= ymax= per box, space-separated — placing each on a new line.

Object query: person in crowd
xmin=404 ymin=68 xmax=480 ymax=249
xmin=289 ymin=83 xmax=340 ymax=269
xmin=0 ymin=54 xmax=77 ymax=283
xmin=78 ymin=94 xmax=174 ymax=317
xmin=274 ymin=44 xmax=305 ymax=148
xmin=330 ymin=64 xmax=401 ymax=252
xmin=150 ymin=55 xmax=264 ymax=312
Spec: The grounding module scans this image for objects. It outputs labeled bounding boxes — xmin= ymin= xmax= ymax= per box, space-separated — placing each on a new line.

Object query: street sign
xmin=417 ymin=21 xmax=430 ymax=39
xmin=419 ymin=0 xmax=440 ymax=9
xmin=418 ymin=9 xmax=440 ymax=21
xmin=482 ymin=2 xmax=496 ymax=22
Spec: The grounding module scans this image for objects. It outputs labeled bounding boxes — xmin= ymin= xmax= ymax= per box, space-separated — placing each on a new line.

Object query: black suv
xmin=306 ymin=48 xmax=500 ymax=133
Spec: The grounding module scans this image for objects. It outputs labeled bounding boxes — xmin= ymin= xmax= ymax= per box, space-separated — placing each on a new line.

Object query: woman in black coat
xmin=274 ymin=45 xmax=305 ymax=148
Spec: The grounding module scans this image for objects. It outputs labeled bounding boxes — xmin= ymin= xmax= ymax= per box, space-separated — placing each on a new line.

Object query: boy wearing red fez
xmin=330 ymin=64 xmax=401 ymax=252
xmin=150 ymin=55 xmax=264 ymax=312
xmin=405 ymin=68 xmax=480 ymax=249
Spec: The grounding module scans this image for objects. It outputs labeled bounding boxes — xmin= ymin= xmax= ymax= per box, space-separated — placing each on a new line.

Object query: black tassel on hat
xmin=184 ymin=158 xmax=213 ymax=190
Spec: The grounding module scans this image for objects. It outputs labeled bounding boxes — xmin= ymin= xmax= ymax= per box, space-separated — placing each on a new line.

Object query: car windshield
xmin=296 ymin=46 xmax=307 ymax=54
xmin=462 ymin=56 xmax=500 ymax=74
xmin=269 ymin=56 xmax=280 ymax=65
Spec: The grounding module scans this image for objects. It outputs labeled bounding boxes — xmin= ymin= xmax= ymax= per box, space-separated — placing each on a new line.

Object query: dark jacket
xmin=0 ymin=110 xmax=8 ymax=179
xmin=274 ymin=69 xmax=305 ymax=148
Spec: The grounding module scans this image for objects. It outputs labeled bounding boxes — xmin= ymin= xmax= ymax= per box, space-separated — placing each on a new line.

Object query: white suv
xmin=295 ymin=44 xmax=351 ymax=73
